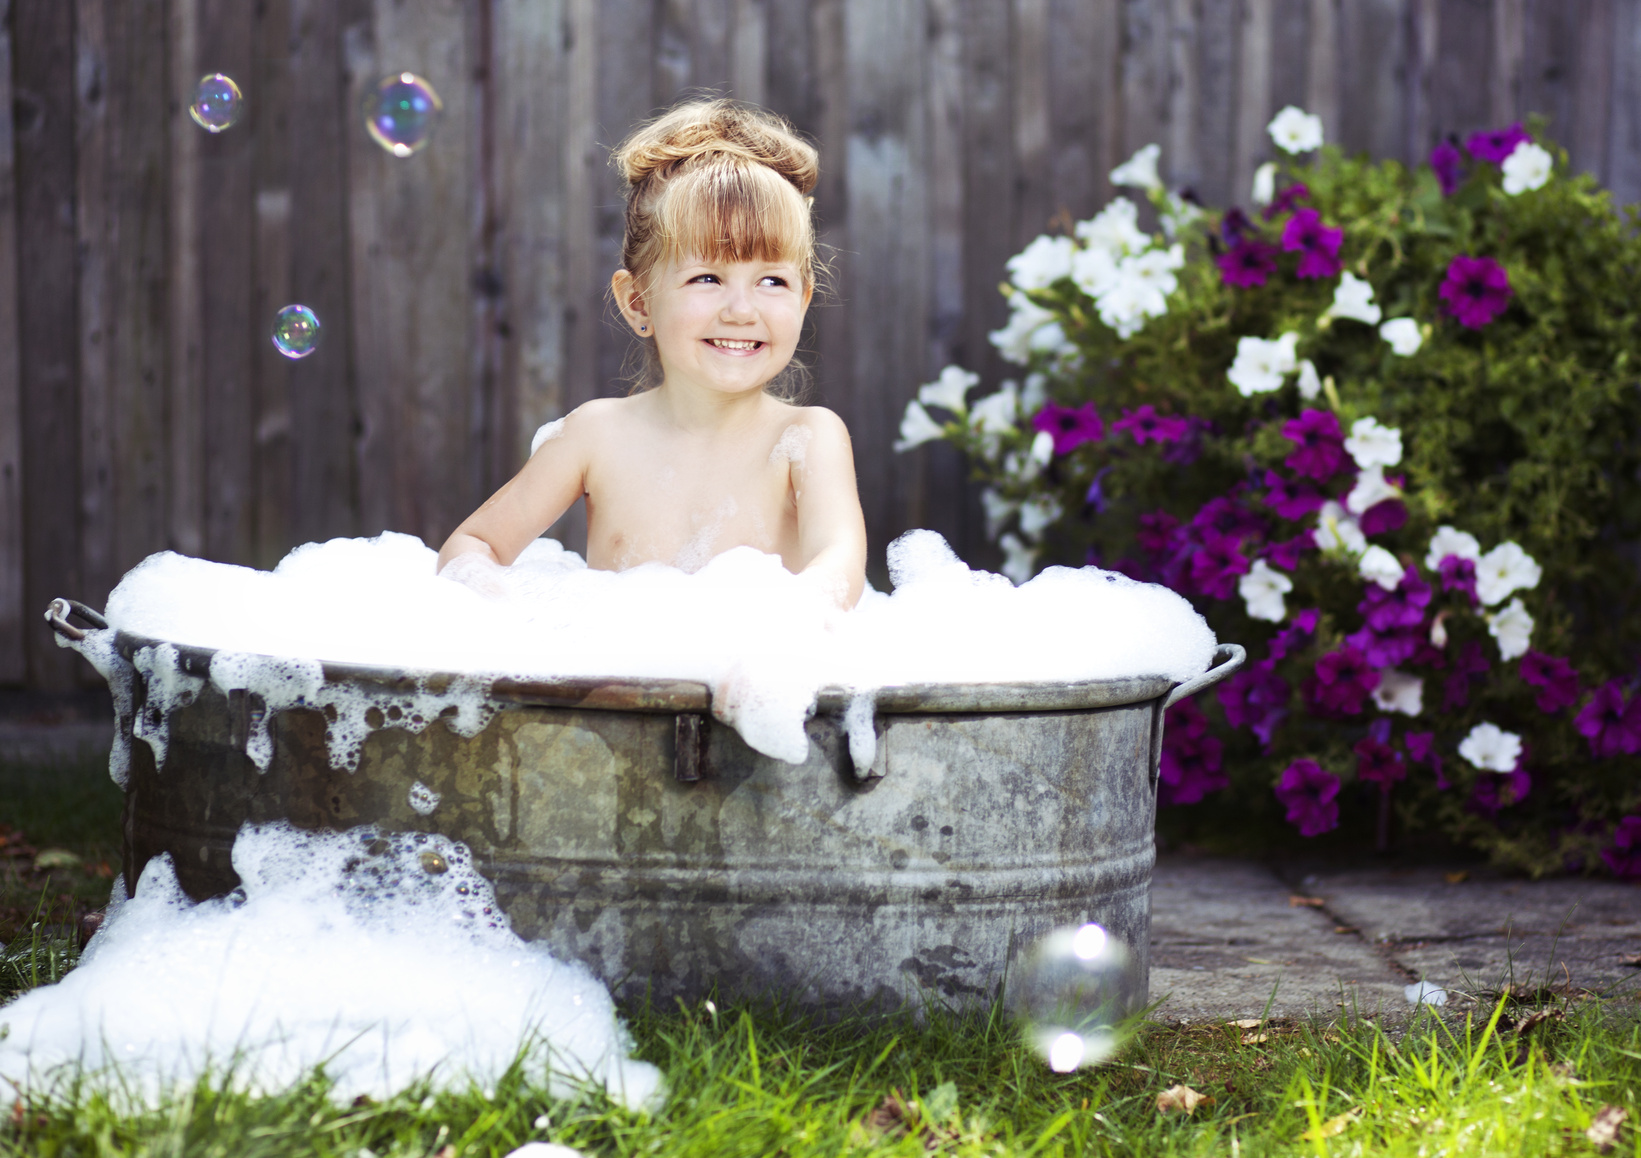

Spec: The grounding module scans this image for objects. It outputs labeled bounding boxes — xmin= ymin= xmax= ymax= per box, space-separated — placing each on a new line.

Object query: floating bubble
xmin=1013 ymin=922 xmax=1132 ymax=1072
xmin=272 ymin=304 xmax=321 ymax=359
xmin=364 ymin=72 xmax=443 ymax=157
xmin=407 ymin=781 xmax=441 ymax=816
xmin=419 ymin=850 xmax=449 ymax=875
xmin=188 ymin=73 xmax=243 ymax=133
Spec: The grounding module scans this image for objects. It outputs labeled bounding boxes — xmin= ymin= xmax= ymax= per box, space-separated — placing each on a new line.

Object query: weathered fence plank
xmin=168 ymin=0 xmax=205 ymax=561
xmin=0 ymin=0 xmax=23 ymax=683
xmin=251 ymin=0 xmax=294 ymax=567
xmin=74 ymin=0 xmax=113 ymax=613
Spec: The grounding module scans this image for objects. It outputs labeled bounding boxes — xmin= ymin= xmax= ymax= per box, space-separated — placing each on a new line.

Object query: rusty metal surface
xmin=93 ymin=621 xmax=1244 ymax=1012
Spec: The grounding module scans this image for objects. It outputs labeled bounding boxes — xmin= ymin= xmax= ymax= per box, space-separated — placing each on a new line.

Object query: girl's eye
xmin=689 ymin=273 xmax=720 ymax=285
xmin=759 ymin=275 xmax=789 ymax=288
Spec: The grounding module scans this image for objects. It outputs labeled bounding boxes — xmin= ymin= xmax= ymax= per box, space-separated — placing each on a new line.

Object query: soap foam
xmin=0 ymin=822 xmax=662 ymax=1110
xmin=100 ymin=528 xmax=1216 ymax=767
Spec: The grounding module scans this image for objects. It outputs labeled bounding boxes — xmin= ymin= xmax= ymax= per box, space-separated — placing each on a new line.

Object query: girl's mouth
xmin=706 ymin=338 xmax=764 ymax=352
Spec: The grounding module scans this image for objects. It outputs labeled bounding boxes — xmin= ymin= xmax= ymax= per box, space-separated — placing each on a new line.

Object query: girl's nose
xmin=720 ymin=285 xmax=756 ymax=321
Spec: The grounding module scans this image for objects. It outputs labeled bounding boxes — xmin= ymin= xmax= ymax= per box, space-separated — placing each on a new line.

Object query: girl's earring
xmin=639 ymin=324 xmax=647 ymax=333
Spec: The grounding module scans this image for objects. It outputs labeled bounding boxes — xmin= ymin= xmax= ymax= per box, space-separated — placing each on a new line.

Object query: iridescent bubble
xmin=271 ymin=305 xmax=321 ymax=360
xmin=364 ymin=72 xmax=443 ymax=157
xmin=1013 ymin=922 xmax=1133 ymax=1072
xmin=188 ymin=73 xmax=243 ymax=133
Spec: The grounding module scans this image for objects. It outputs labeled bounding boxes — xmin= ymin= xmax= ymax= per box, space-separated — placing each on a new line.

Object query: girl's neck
xmin=648 ymin=375 xmax=776 ymax=434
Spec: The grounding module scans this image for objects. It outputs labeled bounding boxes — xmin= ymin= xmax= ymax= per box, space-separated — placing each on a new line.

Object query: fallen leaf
xmin=1510 ymin=1008 xmax=1563 ymax=1036
xmin=1587 ymin=1105 xmax=1627 ymax=1152
xmin=1289 ymin=895 xmax=1325 ymax=907
xmin=32 ymin=848 xmax=80 ymax=871
xmin=863 ymin=1090 xmax=911 ymax=1138
xmin=1231 ymin=1018 xmax=1262 ymax=1029
xmin=1155 ymin=1084 xmax=1212 ymax=1115
xmin=1618 ymin=953 xmax=1641 ymax=968
xmin=1334 ymin=925 xmax=1359 ymax=934
xmin=1243 ymin=957 xmax=1276 ymax=965
xmin=1444 ymin=870 xmax=1469 ymax=884
xmin=1241 ymin=1032 xmax=1270 ymax=1045
xmin=1299 ymin=1107 xmax=1362 ymax=1141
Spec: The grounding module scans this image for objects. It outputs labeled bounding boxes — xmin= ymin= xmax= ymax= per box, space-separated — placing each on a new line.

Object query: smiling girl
xmin=437 ymin=99 xmax=867 ymax=608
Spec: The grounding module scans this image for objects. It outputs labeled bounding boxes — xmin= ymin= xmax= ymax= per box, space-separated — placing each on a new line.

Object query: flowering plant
xmin=898 ymin=114 xmax=1641 ymax=876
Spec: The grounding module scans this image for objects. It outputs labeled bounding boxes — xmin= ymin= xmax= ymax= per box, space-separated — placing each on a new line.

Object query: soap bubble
xmin=188 ymin=73 xmax=243 ymax=132
xmin=1014 ymin=922 xmax=1132 ymax=1072
xmin=364 ymin=73 xmax=443 ymax=157
xmin=272 ymin=305 xmax=321 ymax=359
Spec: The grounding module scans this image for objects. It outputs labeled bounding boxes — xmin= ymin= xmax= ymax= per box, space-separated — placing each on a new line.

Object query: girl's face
xmin=619 ymin=256 xmax=811 ymax=399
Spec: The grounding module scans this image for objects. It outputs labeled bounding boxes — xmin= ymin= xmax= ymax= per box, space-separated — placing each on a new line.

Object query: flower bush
xmin=898 ymin=113 xmax=1641 ymax=876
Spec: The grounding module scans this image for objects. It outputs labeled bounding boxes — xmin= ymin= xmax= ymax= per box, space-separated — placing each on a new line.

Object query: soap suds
xmin=0 ymin=822 xmax=662 ymax=1110
xmin=529 ymin=418 xmax=566 ymax=456
xmin=768 ymin=423 xmax=813 ymax=467
xmin=100 ymin=528 xmax=1216 ymax=769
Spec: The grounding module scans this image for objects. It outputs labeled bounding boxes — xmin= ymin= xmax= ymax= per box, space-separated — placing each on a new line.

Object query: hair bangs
xmin=652 ymin=161 xmax=814 ymax=283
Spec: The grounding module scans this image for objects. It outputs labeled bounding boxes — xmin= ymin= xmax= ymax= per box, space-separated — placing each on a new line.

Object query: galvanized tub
xmin=47 ymin=597 xmax=1243 ymax=1012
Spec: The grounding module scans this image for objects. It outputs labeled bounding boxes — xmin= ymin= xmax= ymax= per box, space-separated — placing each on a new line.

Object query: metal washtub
xmin=47 ymin=597 xmax=1243 ymax=1012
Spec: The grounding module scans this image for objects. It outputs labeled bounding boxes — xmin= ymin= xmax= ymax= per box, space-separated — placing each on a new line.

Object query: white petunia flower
xmin=1325 ymin=272 xmax=1383 ymax=325
xmin=1405 ymin=980 xmax=1448 ymax=1007
xmin=1238 ymin=559 xmax=1292 ymax=623
xmin=1314 ymin=500 xmax=1367 ymax=556
xmin=1296 ymin=359 xmax=1322 ymax=401
xmin=1070 ymin=245 xmax=1120 ymax=299
xmin=1379 ymin=317 xmax=1423 ymax=356
xmin=1486 ymin=597 xmax=1534 ymax=660
xmin=1458 ymin=722 xmax=1522 ymax=773
xmin=1019 ymin=493 xmax=1063 ymax=540
xmin=1007 ymin=234 xmax=1076 ymax=290
xmin=1344 ymin=416 xmax=1403 ymax=469
xmin=1267 ymin=105 xmax=1324 ymax=154
xmin=1346 ymin=465 xmax=1403 ymax=516
xmin=1029 ymin=429 xmax=1055 ymax=466
xmin=1227 ymin=332 xmax=1300 ymax=396
xmin=1110 ymin=143 xmax=1163 ymax=192
xmin=1251 ymin=161 xmax=1278 ymax=206
xmin=1475 ymin=541 xmax=1542 ymax=607
xmin=981 ymin=488 xmax=1019 ymax=540
xmin=894 ymin=400 xmax=945 ymax=451
xmin=1501 ymin=141 xmax=1552 ymax=195
xmin=968 ymin=382 xmax=1021 ymax=436
xmin=1359 ymin=544 xmax=1404 ymax=590
xmin=1372 ymin=669 xmax=1424 ymax=716
xmin=999 ymin=533 xmax=1039 ymax=585
xmin=1092 ymin=245 xmax=1185 ymax=338
xmin=1002 ymin=447 xmax=1042 ymax=485
xmin=1019 ymin=373 xmax=1049 ymax=415
xmin=988 ymin=297 xmax=1060 ymax=365
xmin=1424 ymin=525 xmax=1481 ymax=571
xmin=1074 ymin=198 xmax=1151 ymax=258
xmin=1160 ymin=192 xmax=1203 ymax=240
xmin=918 ymin=365 xmax=980 ymax=413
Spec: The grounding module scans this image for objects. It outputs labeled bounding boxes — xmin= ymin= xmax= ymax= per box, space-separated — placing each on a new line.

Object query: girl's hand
xmin=439 ymin=551 xmax=512 ymax=601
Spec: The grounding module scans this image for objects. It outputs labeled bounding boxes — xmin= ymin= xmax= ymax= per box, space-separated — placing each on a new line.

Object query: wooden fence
xmin=3 ymin=0 xmax=1638 ymax=690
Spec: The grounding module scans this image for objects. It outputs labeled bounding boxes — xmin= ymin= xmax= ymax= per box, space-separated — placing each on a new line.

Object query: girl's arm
xmin=437 ymin=412 xmax=592 ymax=573
xmin=791 ymin=408 xmax=868 ymax=608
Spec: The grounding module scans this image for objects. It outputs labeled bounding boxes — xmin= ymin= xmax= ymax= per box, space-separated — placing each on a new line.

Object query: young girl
xmin=437 ymin=100 xmax=867 ymax=608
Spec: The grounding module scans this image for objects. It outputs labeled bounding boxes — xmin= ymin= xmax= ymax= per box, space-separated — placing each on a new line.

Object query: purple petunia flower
xmin=1358 ymin=567 xmax=1432 ymax=633
xmin=1262 ymin=182 xmax=1310 ymax=221
xmin=1519 ymin=651 xmax=1580 ymax=714
xmin=1218 ymin=240 xmax=1281 ymax=288
xmin=1032 ymin=401 xmax=1104 ymax=455
xmin=1281 ymin=409 xmax=1349 ymax=481
xmin=1404 ymin=730 xmax=1448 ymax=789
xmin=1275 ymin=759 xmax=1341 ymax=837
xmin=1345 ymin=624 xmax=1424 ymax=669
xmin=1190 ymin=534 xmax=1252 ymax=599
xmin=1359 ymin=499 xmax=1408 ymax=537
xmin=1574 ymin=680 xmax=1641 ymax=759
xmin=1431 ymin=139 xmax=1466 ymax=195
xmin=1113 ymin=404 xmax=1191 ymax=445
xmin=1281 ymin=207 xmax=1344 ymax=279
xmin=1602 ymin=816 xmax=1641 ymax=879
xmin=1191 ymin=495 xmax=1266 ymax=544
xmin=1261 ymin=470 xmax=1325 ymax=520
xmin=1268 ymin=607 xmax=1319 ymax=661
xmin=1263 ymin=533 xmax=1313 ymax=572
xmin=1470 ymin=767 xmax=1531 ymax=817
xmin=1136 ymin=510 xmax=1183 ymax=558
xmin=1311 ymin=646 xmax=1381 ymax=715
xmin=1162 ymin=417 xmax=1212 ymax=466
xmin=1440 ymin=255 xmax=1513 ymax=329
xmin=1220 ymin=207 xmax=1256 ymax=244
xmin=1465 ymin=122 xmax=1532 ymax=165
xmin=1438 ymin=555 xmax=1480 ymax=605
xmin=1218 ymin=660 xmax=1292 ymax=749
xmin=1159 ymin=699 xmax=1228 ymax=806
xmin=1443 ymin=640 xmax=1491 ymax=711
xmin=1354 ymin=736 xmax=1406 ymax=790
xmin=1084 ymin=465 xmax=1114 ymax=513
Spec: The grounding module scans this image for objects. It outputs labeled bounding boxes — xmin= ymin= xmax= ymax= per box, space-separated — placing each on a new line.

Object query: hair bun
xmin=614 ymin=99 xmax=818 ymax=196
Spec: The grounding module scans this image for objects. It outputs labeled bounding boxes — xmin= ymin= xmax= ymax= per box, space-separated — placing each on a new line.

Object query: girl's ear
xmin=611 ymin=268 xmax=650 ymax=336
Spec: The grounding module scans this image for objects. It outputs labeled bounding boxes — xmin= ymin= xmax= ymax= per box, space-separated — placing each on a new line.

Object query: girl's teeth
xmin=711 ymin=339 xmax=760 ymax=349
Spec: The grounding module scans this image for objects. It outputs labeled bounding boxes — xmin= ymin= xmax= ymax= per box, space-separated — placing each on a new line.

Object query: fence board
xmin=1233 ymin=0 xmax=1274 ymax=212
xmin=75 ymin=0 xmax=113 ymax=614
xmin=168 ymin=0 xmax=205 ymax=560
xmin=1609 ymin=0 xmax=1641 ymax=206
xmin=1338 ymin=0 xmax=1408 ymax=165
xmin=250 ymin=0 xmax=293 ymax=566
xmin=0 ymin=0 xmax=22 ymax=682
xmin=1572 ymin=1 xmax=1617 ymax=180
xmin=14 ymin=0 xmax=81 ymax=689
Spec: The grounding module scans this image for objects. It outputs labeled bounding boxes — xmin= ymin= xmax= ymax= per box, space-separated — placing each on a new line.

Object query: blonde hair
xmin=612 ymin=99 xmax=820 ymax=396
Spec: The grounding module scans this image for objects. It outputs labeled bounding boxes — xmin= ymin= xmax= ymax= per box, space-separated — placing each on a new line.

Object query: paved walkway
xmin=1150 ymin=854 xmax=1641 ymax=1023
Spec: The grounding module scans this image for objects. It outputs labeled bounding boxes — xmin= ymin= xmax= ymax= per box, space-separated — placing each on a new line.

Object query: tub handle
xmin=1162 ymin=644 xmax=1246 ymax=710
xmin=44 ymin=598 xmax=108 ymax=645
xmin=674 ymin=713 xmax=709 ymax=782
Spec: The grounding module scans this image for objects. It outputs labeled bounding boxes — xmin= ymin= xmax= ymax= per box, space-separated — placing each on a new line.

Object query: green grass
xmin=2 ymin=755 xmax=1638 ymax=1155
